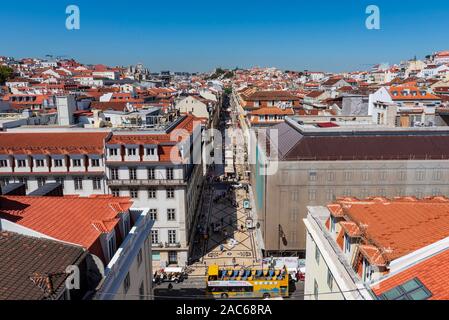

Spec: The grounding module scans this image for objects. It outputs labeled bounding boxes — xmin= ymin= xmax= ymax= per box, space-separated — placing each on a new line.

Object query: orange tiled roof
xmin=389 ymin=86 xmax=441 ymax=101
xmin=372 ymin=248 xmax=449 ymax=300
xmin=331 ymin=197 xmax=449 ymax=263
xmin=0 ymin=195 xmax=132 ymax=251
xmin=340 ymin=221 xmax=362 ymax=238
xmin=249 ymin=107 xmax=294 ymax=116
xmin=0 ymin=132 xmax=109 ymax=155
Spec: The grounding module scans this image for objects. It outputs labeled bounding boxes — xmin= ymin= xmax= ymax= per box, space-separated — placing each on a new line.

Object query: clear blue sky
xmin=1 ymin=0 xmax=449 ymax=72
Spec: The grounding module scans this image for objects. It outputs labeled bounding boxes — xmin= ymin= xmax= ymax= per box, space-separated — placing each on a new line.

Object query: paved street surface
xmin=153 ymin=97 xmax=305 ymax=300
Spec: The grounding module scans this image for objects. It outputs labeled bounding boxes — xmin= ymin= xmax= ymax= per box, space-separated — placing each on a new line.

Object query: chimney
xmin=56 ymin=95 xmax=76 ymax=126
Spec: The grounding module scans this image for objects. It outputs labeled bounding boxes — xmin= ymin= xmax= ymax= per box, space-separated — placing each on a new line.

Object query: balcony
xmin=165 ymin=242 xmax=182 ymax=248
xmin=107 ymin=179 xmax=187 ymax=187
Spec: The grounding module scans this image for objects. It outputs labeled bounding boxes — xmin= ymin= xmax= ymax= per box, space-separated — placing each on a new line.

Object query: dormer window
xmin=73 ymin=159 xmax=82 ymax=167
xmin=55 ymin=159 xmax=63 ymax=167
xmin=344 ymin=234 xmax=351 ymax=253
xmin=36 ymin=159 xmax=45 ymax=167
xmin=122 ymin=213 xmax=131 ymax=236
xmin=147 ymin=148 xmax=156 ymax=156
xmin=17 ymin=160 xmax=26 ymax=168
xmin=363 ymin=258 xmax=374 ymax=282
xmin=107 ymin=233 xmax=116 ymax=261
xmin=392 ymin=91 xmax=398 ymax=96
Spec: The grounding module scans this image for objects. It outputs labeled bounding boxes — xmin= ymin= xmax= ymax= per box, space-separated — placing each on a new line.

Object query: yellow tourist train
xmin=206 ymin=264 xmax=290 ymax=299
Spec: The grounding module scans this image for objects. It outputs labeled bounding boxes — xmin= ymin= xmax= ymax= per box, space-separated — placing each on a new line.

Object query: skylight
xmin=378 ymin=278 xmax=432 ymax=300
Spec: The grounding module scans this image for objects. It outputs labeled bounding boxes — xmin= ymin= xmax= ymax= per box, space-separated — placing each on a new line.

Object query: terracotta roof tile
xmin=372 ymin=249 xmax=449 ymax=300
xmin=0 ymin=195 xmax=132 ymax=252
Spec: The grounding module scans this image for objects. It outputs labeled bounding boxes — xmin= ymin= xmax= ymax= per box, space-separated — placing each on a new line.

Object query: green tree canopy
xmin=0 ymin=66 xmax=14 ymax=85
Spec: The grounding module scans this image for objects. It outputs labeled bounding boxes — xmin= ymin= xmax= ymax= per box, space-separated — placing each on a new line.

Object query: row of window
xmin=0 ymin=158 xmax=101 ymax=168
xmin=111 ymin=188 xmax=176 ymax=199
xmin=0 ymin=177 xmax=102 ymax=191
xmin=151 ymin=229 xmax=177 ymax=244
xmin=149 ymin=208 xmax=177 ymax=221
xmin=123 ymin=248 xmax=146 ymax=299
xmin=289 ymin=187 xmax=446 ymax=202
xmin=109 ymin=147 xmax=157 ymax=157
xmin=110 ymin=168 xmax=175 ymax=180
xmin=306 ymin=170 xmax=443 ymax=182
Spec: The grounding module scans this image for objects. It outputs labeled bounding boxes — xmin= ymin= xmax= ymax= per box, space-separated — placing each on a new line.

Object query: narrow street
xmin=154 ymin=94 xmax=263 ymax=299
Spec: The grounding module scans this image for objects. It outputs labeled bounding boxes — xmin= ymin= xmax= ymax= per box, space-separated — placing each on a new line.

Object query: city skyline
xmin=2 ymin=0 xmax=449 ymax=72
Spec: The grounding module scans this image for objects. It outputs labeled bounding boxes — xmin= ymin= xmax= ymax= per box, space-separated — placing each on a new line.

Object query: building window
xmin=169 ymin=251 xmax=178 ymax=265
xmin=123 ymin=273 xmax=131 ymax=294
xmin=309 ymin=171 xmax=317 ymax=181
xmin=344 ymin=234 xmax=351 ymax=253
xmin=73 ymin=159 xmax=82 ymax=167
xmin=36 ymin=159 xmax=45 ymax=167
xmin=109 ymin=148 xmax=118 ymax=156
xmin=327 ymin=269 xmax=334 ymax=291
xmin=108 ymin=235 xmax=116 ymax=260
xmin=168 ymin=230 xmax=177 ymax=244
xmin=148 ymin=188 xmax=157 ymax=199
xmin=55 ymin=177 xmax=64 ymax=190
xmin=343 ymin=171 xmax=353 ymax=182
xmin=130 ymin=189 xmax=139 ymax=199
xmin=139 ymin=282 xmax=145 ymax=300
xmin=37 ymin=177 xmax=47 ymax=187
xmin=54 ymin=159 xmax=63 ymax=167
xmin=308 ymin=189 xmax=317 ymax=201
xmin=415 ymin=170 xmax=425 ymax=181
xmin=149 ymin=209 xmax=158 ymax=220
xmin=122 ymin=214 xmax=131 ymax=236
xmin=362 ymin=171 xmax=370 ymax=181
xmin=326 ymin=189 xmax=335 ymax=201
xmin=432 ymin=188 xmax=441 ymax=196
xmin=147 ymin=148 xmax=156 ymax=156
xmin=0 ymin=160 xmax=8 ymax=168
xmin=92 ymin=177 xmax=101 ymax=190
xmin=433 ymin=170 xmax=442 ymax=181
xmin=151 ymin=230 xmax=159 ymax=244
xmin=148 ymin=168 xmax=156 ymax=180
xmin=110 ymin=168 xmax=119 ymax=180
xmin=111 ymin=188 xmax=120 ymax=197
xmin=363 ymin=258 xmax=374 ymax=282
xmin=315 ymin=244 xmax=320 ymax=265
xmin=74 ymin=177 xmax=83 ymax=190
xmin=291 ymin=191 xmax=299 ymax=201
xmin=330 ymin=216 xmax=336 ymax=233
xmin=379 ymin=171 xmax=387 ymax=181
xmin=137 ymin=249 xmax=143 ymax=267
xmin=17 ymin=159 xmax=26 ymax=168
xmin=290 ymin=208 xmax=299 ymax=222
xmin=314 ymin=280 xmax=319 ymax=300
xmin=327 ymin=172 xmax=335 ymax=182
xmin=167 ymin=209 xmax=176 ymax=221
xmin=167 ymin=188 xmax=175 ymax=199
xmin=129 ymin=168 xmax=137 ymax=180
xmin=127 ymin=148 xmax=137 ymax=156
xmin=91 ymin=159 xmax=100 ymax=167
xmin=398 ymin=171 xmax=407 ymax=181
xmin=166 ymin=168 xmax=174 ymax=180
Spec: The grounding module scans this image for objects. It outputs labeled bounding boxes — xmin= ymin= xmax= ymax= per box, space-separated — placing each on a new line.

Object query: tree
xmin=0 ymin=66 xmax=14 ymax=85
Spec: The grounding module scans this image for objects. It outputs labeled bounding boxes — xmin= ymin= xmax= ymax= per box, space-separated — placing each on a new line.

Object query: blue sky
xmin=1 ymin=0 xmax=449 ymax=72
